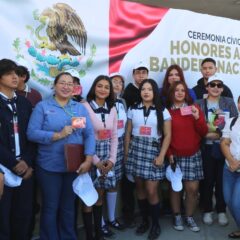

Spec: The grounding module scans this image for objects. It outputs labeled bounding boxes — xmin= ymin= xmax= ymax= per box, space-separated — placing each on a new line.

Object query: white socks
xmin=107 ymin=191 xmax=117 ymax=222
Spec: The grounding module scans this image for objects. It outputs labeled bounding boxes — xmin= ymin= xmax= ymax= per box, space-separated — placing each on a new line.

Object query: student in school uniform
xmin=166 ymin=81 xmax=208 ymax=232
xmin=99 ymin=73 xmax=127 ymax=237
xmin=0 ymin=59 xmax=35 ymax=240
xmin=82 ymin=75 xmax=118 ymax=240
xmin=125 ymin=79 xmax=171 ymax=240
xmin=122 ymin=61 xmax=149 ymax=227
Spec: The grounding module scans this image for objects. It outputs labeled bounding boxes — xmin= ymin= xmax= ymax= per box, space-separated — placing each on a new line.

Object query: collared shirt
xmin=27 ymin=96 xmax=95 ymax=172
xmin=115 ymin=98 xmax=127 ymax=138
xmin=127 ymin=102 xmax=171 ymax=138
xmin=0 ymin=92 xmax=20 ymax=158
xmin=222 ymin=116 xmax=240 ymax=172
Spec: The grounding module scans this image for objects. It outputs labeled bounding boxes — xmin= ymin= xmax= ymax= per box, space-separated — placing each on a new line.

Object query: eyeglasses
xmin=209 ymin=82 xmax=223 ymax=88
xmin=58 ymin=82 xmax=74 ymax=87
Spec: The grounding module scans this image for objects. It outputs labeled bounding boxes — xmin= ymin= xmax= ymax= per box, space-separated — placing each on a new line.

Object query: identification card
xmin=72 ymin=117 xmax=86 ymax=128
xmin=180 ymin=106 xmax=192 ymax=116
xmin=72 ymin=85 xmax=82 ymax=96
xmin=98 ymin=129 xmax=111 ymax=140
xmin=139 ymin=126 xmax=151 ymax=136
xmin=13 ymin=123 xmax=19 ymax=133
xmin=117 ymin=120 xmax=124 ymax=129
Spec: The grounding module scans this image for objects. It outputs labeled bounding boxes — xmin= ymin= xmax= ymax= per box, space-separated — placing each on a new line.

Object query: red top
xmin=167 ymin=105 xmax=208 ymax=157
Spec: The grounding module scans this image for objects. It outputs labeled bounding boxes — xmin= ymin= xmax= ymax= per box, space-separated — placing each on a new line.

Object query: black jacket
xmin=122 ymin=83 xmax=140 ymax=109
xmin=192 ymin=77 xmax=233 ymax=100
xmin=0 ymin=94 xmax=36 ymax=171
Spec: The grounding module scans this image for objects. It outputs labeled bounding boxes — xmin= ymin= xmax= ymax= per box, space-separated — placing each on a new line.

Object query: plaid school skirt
xmin=91 ymin=139 xmax=117 ymax=189
xmin=175 ymin=150 xmax=203 ymax=181
xmin=125 ymin=136 xmax=165 ymax=181
xmin=114 ymin=136 xmax=124 ymax=182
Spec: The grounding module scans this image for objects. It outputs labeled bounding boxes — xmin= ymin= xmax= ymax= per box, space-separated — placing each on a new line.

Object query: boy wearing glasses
xmin=192 ymin=58 xmax=233 ymax=99
xmin=196 ymin=75 xmax=237 ymax=227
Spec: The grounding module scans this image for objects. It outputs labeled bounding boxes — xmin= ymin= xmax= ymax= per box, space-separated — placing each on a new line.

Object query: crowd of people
xmin=0 ymin=57 xmax=239 ymax=240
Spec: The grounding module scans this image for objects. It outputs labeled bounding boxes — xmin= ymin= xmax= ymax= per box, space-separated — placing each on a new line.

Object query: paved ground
xmin=76 ymin=210 xmax=237 ymax=240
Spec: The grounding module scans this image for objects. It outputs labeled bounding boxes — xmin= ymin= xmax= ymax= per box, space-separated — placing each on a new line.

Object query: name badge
xmin=180 ymin=106 xmax=192 ymax=116
xmin=14 ymin=123 xmax=18 ymax=133
xmin=139 ymin=126 xmax=151 ymax=136
xmin=117 ymin=120 xmax=124 ymax=129
xmin=72 ymin=85 xmax=82 ymax=95
xmin=72 ymin=117 xmax=86 ymax=128
xmin=98 ymin=129 xmax=111 ymax=140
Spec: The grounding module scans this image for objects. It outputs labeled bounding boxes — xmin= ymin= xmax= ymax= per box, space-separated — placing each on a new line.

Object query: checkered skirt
xmin=114 ymin=136 xmax=124 ymax=182
xmin=91 ymin=139 xmax=117 ymax=189
xmin=125 ymin=136 xmax=165 ymax=180
xmin=175 ymin=150 xmax=203 ymax=180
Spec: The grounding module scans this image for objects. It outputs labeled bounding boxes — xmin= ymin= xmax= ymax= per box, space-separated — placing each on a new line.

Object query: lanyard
xmin=101 ymin=113 xmax=106 ymax=128
xmin=62 ymin=104 xmax=74 ymax=117
xmin=89 ymin=101 xmax=108 ymax=128
xmin=115 ymin=102 xmax=120 ymax=119
xmin=143 ymin=107 xmax=151 ymax=125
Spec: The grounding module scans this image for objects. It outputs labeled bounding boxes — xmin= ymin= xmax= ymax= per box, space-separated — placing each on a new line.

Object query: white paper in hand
xmin=0 ymin=164 xmax=22 ymax=187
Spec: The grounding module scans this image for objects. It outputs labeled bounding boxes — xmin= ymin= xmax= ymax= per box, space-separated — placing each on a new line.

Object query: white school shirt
xmin=222 ymin=116 xmax=240 ymax=172
xmin=115 ymin=99 xmax=127 ymax=138
xmin=127 ymin=103 xmax=171 ymax=138
xmin=0 ymin=92 xmax=20 ymax=158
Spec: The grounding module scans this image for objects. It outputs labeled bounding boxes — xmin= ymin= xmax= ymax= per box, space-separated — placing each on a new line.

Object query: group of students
xmin=0 ymin=57 xmax=240 ymax=240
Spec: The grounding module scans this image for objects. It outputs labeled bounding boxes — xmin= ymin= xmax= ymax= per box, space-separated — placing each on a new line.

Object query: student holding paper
xmin=166 ymin=81 xmax=208 ymax=232
xmin=82 ymin=75 xmax=118 ymax=240
xmin=27 ymin=72 xmax=95 ymax=240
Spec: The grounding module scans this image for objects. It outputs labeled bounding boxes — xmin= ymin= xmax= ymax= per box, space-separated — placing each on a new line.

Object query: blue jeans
xmin=223 ymin=165 xmax=240 ymax=227
xmin=36 ymin=166 xmax=77 ymax=240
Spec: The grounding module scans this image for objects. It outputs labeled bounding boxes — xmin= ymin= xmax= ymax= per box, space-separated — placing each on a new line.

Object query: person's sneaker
xmin=185 ymin=216 xmax=200 ymax=232
xmin=108 ymin=219 xmax=126 ymax=230
xmin=101 ymin=224 xmax=115 ymax=238
xmin=218 ymin=212 xmax=229 ymax=226
xmin=203 ymin=212 xmax=214 ymax=225
xmin=147 ymin=224 xmax=161 ymax=240
xmin=173 ymin=214 xmax=184 ymax=231
xmin=135 ymin=220 xmax=149 ymax=235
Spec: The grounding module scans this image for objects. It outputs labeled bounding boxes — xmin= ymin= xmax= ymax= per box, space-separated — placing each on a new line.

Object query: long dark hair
xmin=87 ymin=75 xmax=115 ymax=109
xmin=166 ymin=81 xmax=193 ymax=108
xmin=137 ymin=79 xmax=164 ymax=134
xmin=161 ymin=64 xmax=186 ymax=98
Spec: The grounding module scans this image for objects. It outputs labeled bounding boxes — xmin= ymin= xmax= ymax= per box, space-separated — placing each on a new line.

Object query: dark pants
xmin=201 ymin=144 xmax=226 ymax=213
xmin=0 ymin=177 xmax=33 ymax=240
xmin=121 ymin=175 xmax=135 ymax=220
xmin=36 ymin=166 xmax=77 ymax=240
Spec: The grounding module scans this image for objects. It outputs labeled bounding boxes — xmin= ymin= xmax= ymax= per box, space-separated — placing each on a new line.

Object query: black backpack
xmin=230 ymin=117 xmax=238 ymax=130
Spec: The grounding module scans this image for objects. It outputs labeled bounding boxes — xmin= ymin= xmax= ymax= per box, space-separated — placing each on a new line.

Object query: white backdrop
xmin=0 ymin=0 xmax=239 ymax=101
